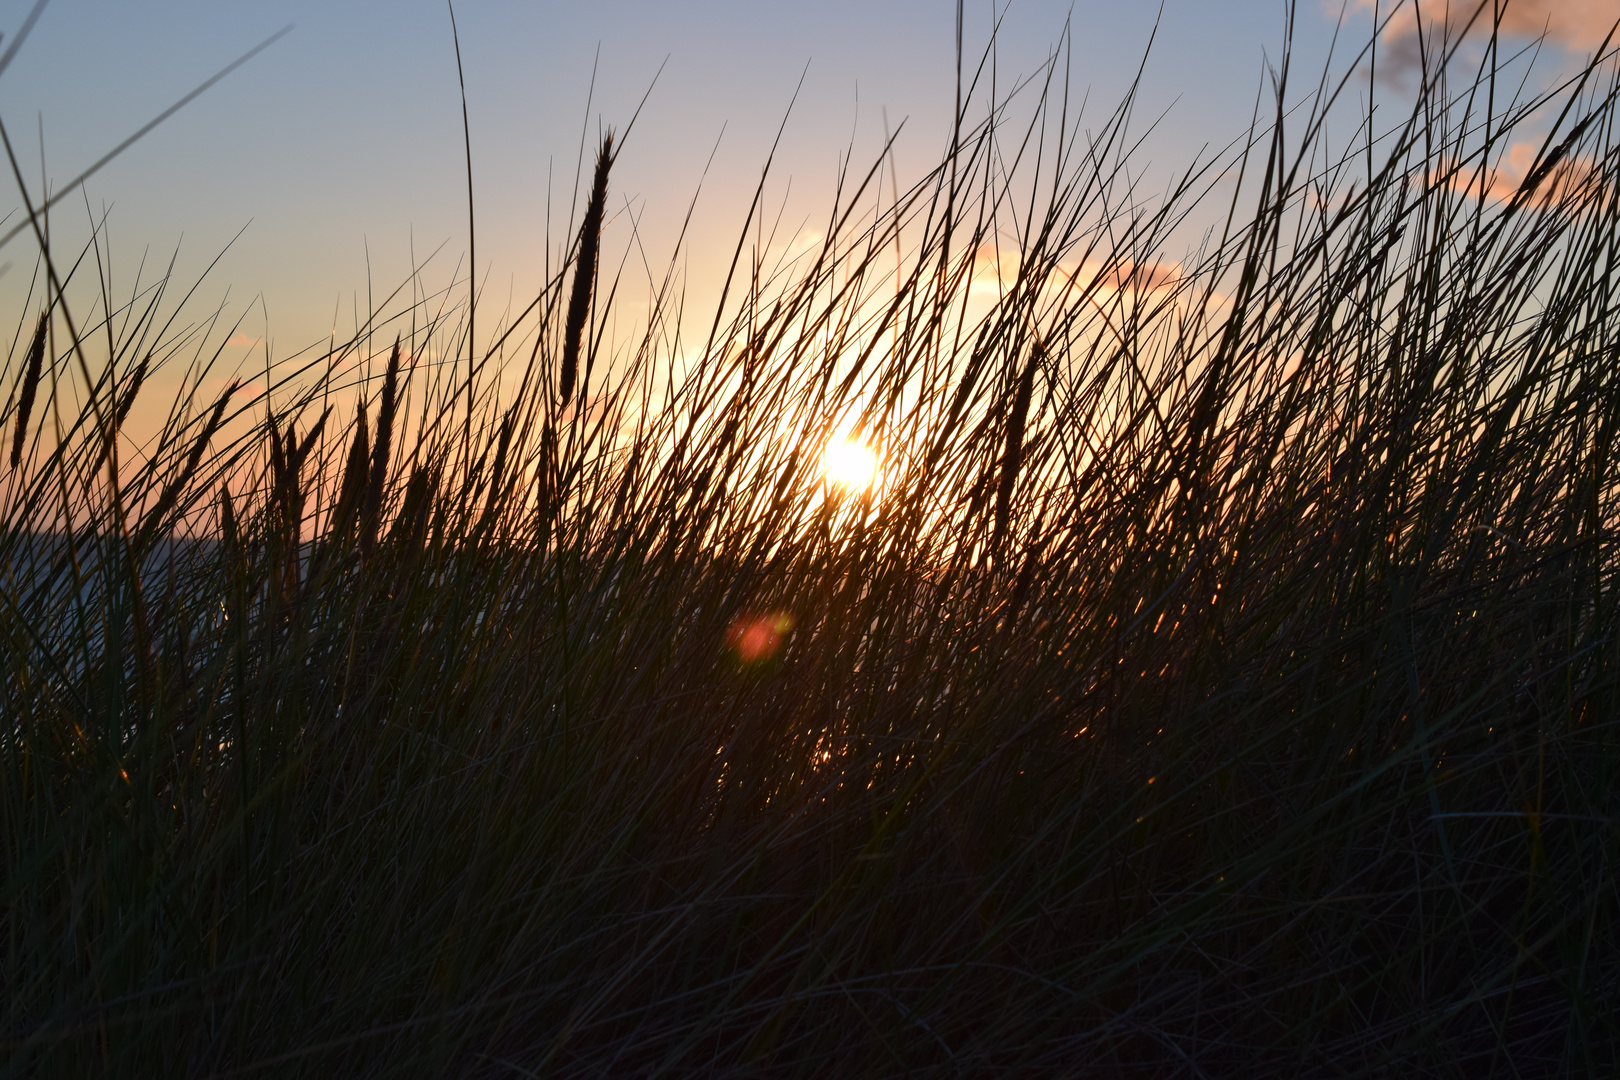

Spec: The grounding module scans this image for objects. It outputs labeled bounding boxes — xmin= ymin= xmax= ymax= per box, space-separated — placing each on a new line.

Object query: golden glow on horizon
xmin=821 ymin=435 xmax=879 ymax=493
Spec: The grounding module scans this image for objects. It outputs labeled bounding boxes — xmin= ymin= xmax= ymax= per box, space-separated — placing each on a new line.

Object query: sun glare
xmin=821 ymin=436 xmax=879 ymax=493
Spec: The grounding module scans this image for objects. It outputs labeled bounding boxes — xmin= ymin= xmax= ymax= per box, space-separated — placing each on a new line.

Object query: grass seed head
xmin=9 ymin=312 xmax=47 ymax=469
xmin=562 ymin=132 xmax=613 ymax=406
xmin=364 ymin=337 xmax=401 ymax=553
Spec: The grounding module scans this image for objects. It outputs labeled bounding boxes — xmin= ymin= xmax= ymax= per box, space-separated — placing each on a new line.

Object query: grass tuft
xmin=3 ymin=10 xmax=1619 ymax=1076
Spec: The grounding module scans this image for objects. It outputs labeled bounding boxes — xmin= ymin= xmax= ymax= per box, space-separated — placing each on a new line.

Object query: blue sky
xmin=0 ymin=1 xmax=1600 ymax=368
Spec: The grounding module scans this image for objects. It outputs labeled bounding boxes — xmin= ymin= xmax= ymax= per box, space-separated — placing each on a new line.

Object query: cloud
xmin=225 ymin=331 xmax=262 ymax=350
xmin=1055 ymin=256 xmax=1182 ymax=300
xmin=1351 ymin=0 xmax=1620 ymax=86
xmin=968 ymin=244 xmax=1023 ymax=297
xmin=969 ymin=246 xmax=1182 ymax=301
xmin=788 ymin=230 xmax=826 ymax=256
xmin=1431 ymin=138 xmax=1606 ymax=208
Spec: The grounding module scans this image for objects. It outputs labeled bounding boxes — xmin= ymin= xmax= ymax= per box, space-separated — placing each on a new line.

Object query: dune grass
xmin=3 ymin=11 xmax=1619 ymax=1076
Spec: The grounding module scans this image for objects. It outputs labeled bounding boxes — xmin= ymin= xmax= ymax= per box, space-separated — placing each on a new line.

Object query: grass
xmin=3 ymin=8 xmax=1619 ymax=1076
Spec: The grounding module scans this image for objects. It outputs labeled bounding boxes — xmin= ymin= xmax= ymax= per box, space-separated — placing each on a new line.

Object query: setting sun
xmin=9 ymin=3 xmax=1605 ymax=1069
xmin=821 ymin=436 xmax=879 ymax=493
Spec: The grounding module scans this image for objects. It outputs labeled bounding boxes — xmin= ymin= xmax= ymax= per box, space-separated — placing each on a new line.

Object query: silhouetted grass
xmin=3 ymin=10 xmax=1618 ymax=1077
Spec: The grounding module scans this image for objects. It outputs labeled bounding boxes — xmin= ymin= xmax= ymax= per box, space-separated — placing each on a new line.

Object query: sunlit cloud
xmin=788 ymin=230 xmax=826 ymax=257
xmin=970 ymin=244 xmax=1183 ymax=304
xmin=1350 ymin=0 xmax=1620 ymax=87
xmin=1431 ymin=138 xmax=1607 ymax=207
xmin=1056 ymin=256 xmax=1182 ymax=297
xmin=969 ymin=244 xmax=1024 ymax=297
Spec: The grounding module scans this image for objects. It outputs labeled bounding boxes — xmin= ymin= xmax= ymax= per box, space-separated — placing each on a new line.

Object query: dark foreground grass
xmin=4 ymin=11 xmax=1620 ymax=1077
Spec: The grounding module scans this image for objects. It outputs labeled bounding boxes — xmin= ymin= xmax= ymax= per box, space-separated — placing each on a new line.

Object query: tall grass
xmin=3 ymin=10 xmax=1619 ymax=1076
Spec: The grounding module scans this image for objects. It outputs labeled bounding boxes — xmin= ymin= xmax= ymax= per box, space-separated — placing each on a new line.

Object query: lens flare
xmin=726 ymin=611 xmax=793 ymax=664
xmin=821 ymin=436 xmax=878 ymax=492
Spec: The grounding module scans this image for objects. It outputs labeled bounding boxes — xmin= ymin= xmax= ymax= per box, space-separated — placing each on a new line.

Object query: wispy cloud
xmin=1350 ymin=0 xmax=1620 ymax=86
xmin=1432 ymin=138 xmax=1607 ymax=208
xmin=969 ymin=245 xmax=1182 ymax=301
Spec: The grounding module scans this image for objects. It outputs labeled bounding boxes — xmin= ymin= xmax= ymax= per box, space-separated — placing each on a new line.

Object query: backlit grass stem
xmin=3 ymin=11 xmax=1618 ymax=1076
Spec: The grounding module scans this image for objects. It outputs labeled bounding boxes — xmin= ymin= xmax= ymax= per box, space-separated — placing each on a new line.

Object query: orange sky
xmin=0 ymin=0 xmax=1607 ymax=431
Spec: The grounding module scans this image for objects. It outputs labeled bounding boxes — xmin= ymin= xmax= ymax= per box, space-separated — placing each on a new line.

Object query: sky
xmin=0 ymin=0 xmax=1611 ymax=375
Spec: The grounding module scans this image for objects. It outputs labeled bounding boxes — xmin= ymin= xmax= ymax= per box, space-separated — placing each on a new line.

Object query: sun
xmin=821 ymin=435 xmax=880 ymax=493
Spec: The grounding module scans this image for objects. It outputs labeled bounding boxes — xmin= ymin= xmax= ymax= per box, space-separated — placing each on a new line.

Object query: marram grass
xmin=3 ymin=15 xmax=1619 ymax=1078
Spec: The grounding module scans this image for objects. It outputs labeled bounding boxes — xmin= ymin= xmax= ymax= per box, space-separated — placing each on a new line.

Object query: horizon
xmin=6 ymin=3 xmax=1619 ymax=1073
